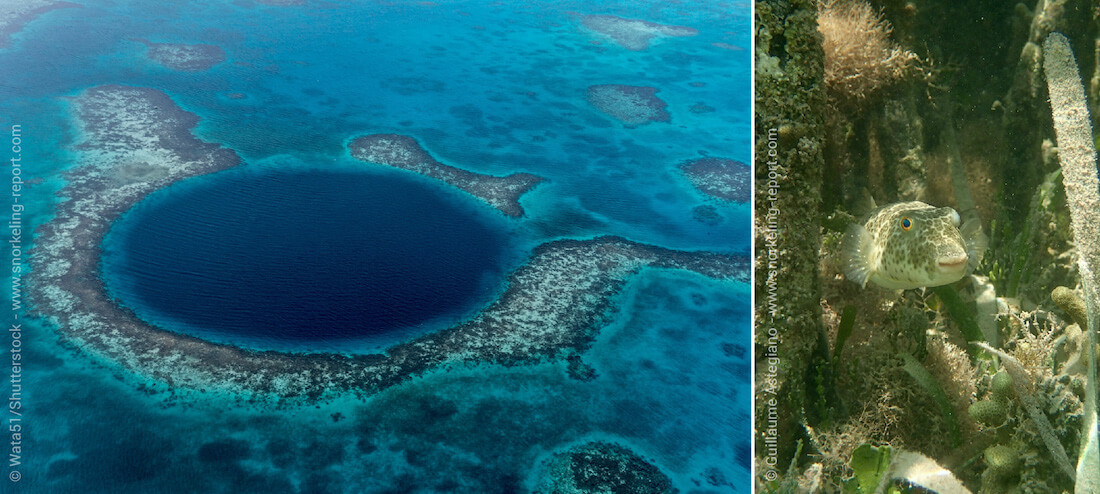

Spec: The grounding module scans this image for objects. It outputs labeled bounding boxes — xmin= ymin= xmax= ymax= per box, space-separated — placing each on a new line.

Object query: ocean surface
xmin=0 ymin=0 xmax=750 ymax=492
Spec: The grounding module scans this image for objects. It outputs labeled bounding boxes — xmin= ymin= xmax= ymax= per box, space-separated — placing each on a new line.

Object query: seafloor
xmin=5 ymin=1 xmax=749 ymax=491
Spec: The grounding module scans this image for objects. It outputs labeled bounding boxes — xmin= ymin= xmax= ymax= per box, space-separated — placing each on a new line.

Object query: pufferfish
xmin=842 ymin=201 xmax=988 ymax=289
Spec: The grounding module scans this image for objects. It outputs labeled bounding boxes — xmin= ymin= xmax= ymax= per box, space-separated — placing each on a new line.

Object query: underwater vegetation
xmin=816 ymin=0 xmax=917 ymax=106
xmin=756 ymin=0 xmax=1100 ymax=492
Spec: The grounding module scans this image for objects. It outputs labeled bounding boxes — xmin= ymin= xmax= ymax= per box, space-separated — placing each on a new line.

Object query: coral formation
xmin=534 ymin=441 xmax=674 ymax=493
xmin=692 ymin=204 xmax=722 ymax=225
xmin=585 ymin=84 xmax=670 ymax=128
xmin=579 ymin=14 xmax=697 ymax=51
xmin=347 ymin=133 xmax=543 ymax=217
xmin=135 ymin=39 xmax=226 ymax=71
xmin=680 ymin=157 xmax=751 ymax=203
xmin=689 ymin=102 xmax=715 ymax=114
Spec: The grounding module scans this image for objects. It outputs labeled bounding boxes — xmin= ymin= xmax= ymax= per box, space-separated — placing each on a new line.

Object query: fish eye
xmin=900 ymin=217 xmax=913 ymax=231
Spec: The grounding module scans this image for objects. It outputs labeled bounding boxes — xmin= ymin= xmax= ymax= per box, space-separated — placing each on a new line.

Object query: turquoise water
xmin=0 ymin=0 xmax=750 ymax=492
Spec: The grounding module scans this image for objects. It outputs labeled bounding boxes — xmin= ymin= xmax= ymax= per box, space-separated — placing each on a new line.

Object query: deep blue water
xmin=102 ymin=166 xmax=515 ymax=351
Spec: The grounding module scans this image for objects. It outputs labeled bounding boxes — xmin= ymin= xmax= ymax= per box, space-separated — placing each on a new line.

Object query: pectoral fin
xmin=842 ymin=223 xmax=874 ymax=288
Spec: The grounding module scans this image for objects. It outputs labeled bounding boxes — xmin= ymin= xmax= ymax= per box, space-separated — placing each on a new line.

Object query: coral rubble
xmin=348 ymin=133 xmax=543 ymax=217
xmin=580 ymin=14 xmax=697 ymax=51
xmin=30 ymin=85 xmax=747 ymax=403
xmin=585 ymin=84 xmax=670 ymax=128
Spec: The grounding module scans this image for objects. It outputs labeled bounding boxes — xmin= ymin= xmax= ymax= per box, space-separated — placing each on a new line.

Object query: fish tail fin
xmin=842 ymin=223 xmax=874 ymax=287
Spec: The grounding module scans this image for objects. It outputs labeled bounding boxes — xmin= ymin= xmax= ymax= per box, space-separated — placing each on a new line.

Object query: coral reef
xmin=692 ymin=204 xmax=723 ymax=225
xmin=134 ymin=39 xmax=226 ymax=71
xmin=348 ymin=133 xmax=543 ymax=217
xmin=533 ymin=441 xmax=674 ymax=494
xmin=29 ymin=85 xmax=747 ymax=404
xmin=689 ymin=102 xmax=715 ymax=114
xmin=0 ymin=0 xmax=78 ymax=48
xmin=585 ymin=84 xmax=670 ymax=128
xmin=680 ymin=157 xmax=751 ymax=203
xmin=579 ymin=14 xmax=697 ymax=51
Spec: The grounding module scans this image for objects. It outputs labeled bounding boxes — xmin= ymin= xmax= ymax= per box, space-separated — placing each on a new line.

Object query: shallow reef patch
xmin=134 ymin=38 xmax=226 ymax=71
xmin=534 ymin=441 xmax=675 ymax=493
xmin=585 ymin=84 xmax=671 ymax=128
xmin=580 ymin=14 xmax=697 ymax=51
xmin=681 ymin=157 xmax=751 ymax=203
xmin=348 ymin=133 xmax=544 ymax=217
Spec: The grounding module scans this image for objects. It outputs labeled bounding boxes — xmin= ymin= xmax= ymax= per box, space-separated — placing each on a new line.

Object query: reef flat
xmin=134 ymin=39 xmax=226 ymax=71
xmin=681 ymin=157 xmax=751 ymax=203
xmin=586 ymin=84 xmax=670 ymax=127
xmin=30 ymin=85 xmax=746 ymax=404
xmin=580 ymin=14 xmax=698 ymax=51
xmin=348 ymin=133 xmax=544 ymax=217
xmin=0 ymin=0 xmax=78 ymax=48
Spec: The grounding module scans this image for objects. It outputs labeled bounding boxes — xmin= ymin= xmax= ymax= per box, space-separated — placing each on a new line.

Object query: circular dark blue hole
xmin=101 ymin=165 xmax=515 ymax=352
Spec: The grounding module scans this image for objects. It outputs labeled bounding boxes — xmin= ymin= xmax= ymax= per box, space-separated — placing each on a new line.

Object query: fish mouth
xmin=937 ymin=256 xmax=968 ymax=272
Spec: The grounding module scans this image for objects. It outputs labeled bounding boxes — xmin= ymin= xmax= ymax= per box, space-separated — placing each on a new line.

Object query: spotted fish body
xmin=843 ymin=201 xmax=987 ymax=289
